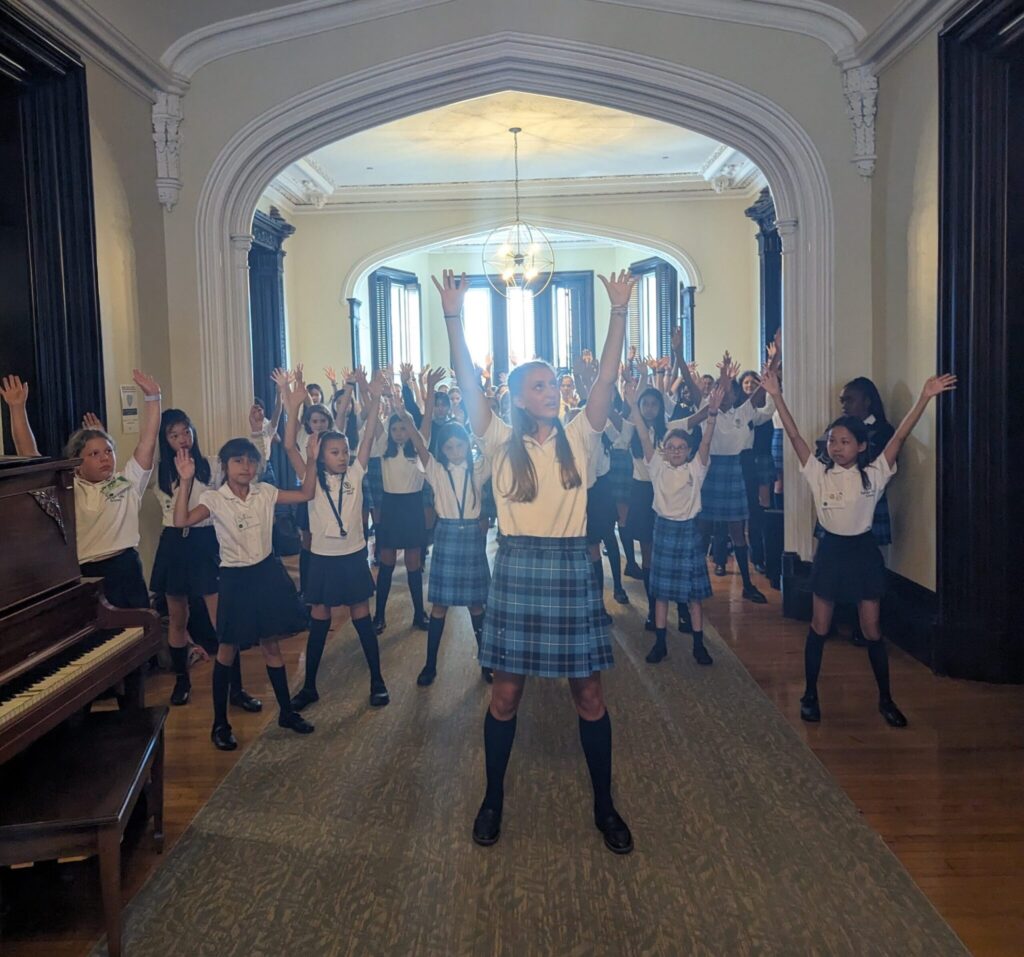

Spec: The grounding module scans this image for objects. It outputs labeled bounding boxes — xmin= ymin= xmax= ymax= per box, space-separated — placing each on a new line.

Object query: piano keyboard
xmin=0 ymin=628 xmax=145 ymax=730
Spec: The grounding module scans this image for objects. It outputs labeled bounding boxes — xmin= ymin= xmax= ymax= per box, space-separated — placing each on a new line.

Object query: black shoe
xmin=624 ymin=563 xmax=643 ymax=580
xmin=753 ymin=562 xmax=768 ymax=575
xmin=879 ymin=698 xmax=908 ymax=727
xmin=595 ymin=809 xmax=634 ymax=855
xmin=800 ymin=695 xmax=821 ymax=723
xmin=278 ymin=711 xmax=315 ymax=734
xmin=210 ymin=724 xmax=237 ymax=751
xmin=851 ymin=631 xmax=868 ymax=647
xmin=742 ymin=585 xmax=768 ymax=604
xmin=472 ymin=805 xmax=502 ymax=846
xmin=230 ymin=690 xmax=263 ymax=713
xmin=644 ymin=615 xmax=655 ymax=632
xmin=170 ymin=675 xmax=191 ymax=706
xmin=677 ymin=616 xmax=692 ymax=634
xmin=613 ymin=587 xmax=629 ymax=605
xmin=645 ymin=642 xmax=667 ymax=664
xmin=373 ymin=616 xmax=386 ymax=635
xmin=482 ymin=667 xmax=494 ymax=684
xmin=692 ymin=645 xmax=713 ymax=666
xmin=417 ymin=666 xmax=436 ymax=686
xmin=370 ymin=680 xmax=390 ymax=707
xmin=289 ymin=687 xmax=319 ymax=712
xmin=714 ymin=564 xmax=727 ymax=577
xmin=412 ymin=612 xmax=430 ymax=631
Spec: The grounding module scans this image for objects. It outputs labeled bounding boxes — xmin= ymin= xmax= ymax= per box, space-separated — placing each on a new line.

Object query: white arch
xmin=340 ymin=216 xmax=705 ymax=306
xmin=196 ymin=31 xmax=833 ymax=558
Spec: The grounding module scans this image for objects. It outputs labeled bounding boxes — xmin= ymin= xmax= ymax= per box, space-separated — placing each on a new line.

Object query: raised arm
xmin=131 ymin=370 xmax=162 ymax=471
xmin=760 ymin=367 xmax=810 ymax=466
xmin=882 ymin=374 xmax=957 ymax=468
xmin=392 ymin=391 xmax=430 ymax=466
xmin=587 ymin=270 xmax=636 ymax=431
xmin=697 ymin=382 xmax=725 ymax=466
xmin=623 ymin=380 xmax=655 ymax=463
xmin=0 ymin=375 xmax=41 ymax=457
xmin=172 ymin=449 xmax=211 ymax=527
xmin=354 ymin=369 xmax=384 ymax=469
xmin=280 ymin=371 xmax=310 ymax=479
xmin=433 ymin=270 xmax=491 ymax=437
xmin=277 ymin=432 xmax=321 ymax=504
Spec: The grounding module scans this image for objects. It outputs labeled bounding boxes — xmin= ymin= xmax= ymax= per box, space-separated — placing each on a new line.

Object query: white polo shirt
xmin=708 ymin=397 xmax=775 ymax=456
xmin=381 ymin=451 xmax=424 ymax=494
xmin=199 ymin=481 xmax=279 ymax=567
xmin=76 ymin=456 xmax=152 ymax=563
xmin=481 ymin=411 xmax=597 ymax=538
xmin=153 ymin=459 xmax=221 ymax=528
xmin=424 ymin=455 xmax=489 ymax=520
xmin=615 ymin=421 xmax=658 ymax=481
xmin=308 ymin=460 xmax=366 ymax=556
xmin=648 ymin=453 xmax=709 ymax=522
xmin=802 ymin=454 xmax=896 ymax=536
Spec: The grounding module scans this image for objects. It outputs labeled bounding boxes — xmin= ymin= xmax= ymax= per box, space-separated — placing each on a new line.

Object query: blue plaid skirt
xmin=701 ymin=454 xmax=748 ymax=522
xmin=363 ymin=457 xmax=383 ymax=510
xmin=609 ymin=448 xmax=633 ymax=504
xmin=650 ymin=516 xmax=713 ymax=603
xmin=872 ymin=492 xmax=892 ymax=546
xmin=428 ymin=519 xmax=490 ymax=607
xmin=481 ymin=535 xmax=614 ymax=678
xmin=771 ymin=428 xmax=785 ymax=474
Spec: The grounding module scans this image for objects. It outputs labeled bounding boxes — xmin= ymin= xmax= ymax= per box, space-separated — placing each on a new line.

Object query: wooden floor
xmin=2 ymin=562 xmax=1023 ymax=956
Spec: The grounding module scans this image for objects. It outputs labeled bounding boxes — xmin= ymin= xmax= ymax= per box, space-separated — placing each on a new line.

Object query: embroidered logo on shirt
xmin=101 ymin=476 xmax=131 ymax=503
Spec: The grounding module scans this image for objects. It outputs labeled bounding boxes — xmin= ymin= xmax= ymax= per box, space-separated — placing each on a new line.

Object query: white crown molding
xmin=854 ymin=0 xmax=966 ymax=74
xmin=161 ymin=0 xmax=455 ymax=78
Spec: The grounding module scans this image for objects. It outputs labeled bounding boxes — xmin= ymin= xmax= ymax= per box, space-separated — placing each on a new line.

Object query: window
xmin=553 ymin=285 xmax=573 ymax=370
xmin=626 ymin=257 xmax=678 ymax=361
xmin=463 ymin=287 xmax=493 ymax=369
xmin=639 ymin=271 xmax=659 ymax=359
xmin=506 ymin=287 xmax=535 ymax=366
xmin=367 ymin=267 xmax=421 ymax=368
xmin=390 ymin=281 xmax=421 ymax=368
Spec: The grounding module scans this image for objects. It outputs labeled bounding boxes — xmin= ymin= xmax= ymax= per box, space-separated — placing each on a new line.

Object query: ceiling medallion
xmin=482 ymin=128 xmax=555 ymax=298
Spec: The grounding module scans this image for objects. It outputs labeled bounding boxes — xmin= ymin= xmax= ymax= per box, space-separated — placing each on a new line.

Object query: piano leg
xmin=97 ymin=824 xmax=122 ymax=957
xmin=120 ymin=668 xmax=145 ymax=710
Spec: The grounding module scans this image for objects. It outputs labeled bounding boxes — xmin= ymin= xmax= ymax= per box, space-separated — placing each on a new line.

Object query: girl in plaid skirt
xmin=434 ymin=267 xmax=636 ymax=856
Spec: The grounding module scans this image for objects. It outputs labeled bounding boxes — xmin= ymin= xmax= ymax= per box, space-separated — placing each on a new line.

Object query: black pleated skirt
xmin=375 ymin=491 xmax=427 ymax=549
xmin=150 ymin=526 xmax=220 ymax=598
xmin=305 ymin=548 xmax=375 ymax=607
xmin=811 ymin=531 xmax=886 ymax=603
xmin=217 ymin=556 xmax=304 ymax=648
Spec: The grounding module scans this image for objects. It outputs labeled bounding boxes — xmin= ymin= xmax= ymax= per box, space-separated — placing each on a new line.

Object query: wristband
xmin=443 ymin=313 xmax=462 ymax=320
xmin=708 ymin=410 xmax=719 ymax=417
xmin=144 ymin=393 xmax=162 ymax=402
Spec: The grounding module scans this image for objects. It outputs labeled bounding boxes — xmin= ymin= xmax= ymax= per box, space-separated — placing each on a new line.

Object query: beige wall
xmin=282 ymin=197 xmax=760 ymax=378
xmin=871 ymin=32 xmax=940 ymax=589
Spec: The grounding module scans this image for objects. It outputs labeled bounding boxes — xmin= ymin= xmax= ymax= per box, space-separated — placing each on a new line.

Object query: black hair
xmin=313 ymin=429 xmax=350 ymax=496
xmin=302 ymin=403 xmax=334 ymax=435
xmin=307 ymin=382 xmax=324 ymax=399
xmin=253 ymin=396 xmax=266 ymax=412
xmin=383 ymin=413 xmax=417 ymax=459
xmin=663 ymin=426 xmax=700 ymax=462
xmin=217 ymin=437 xmax=262 ymax=482
xmin=630 ymin=388 xmax=668 ymax=459
xmin=433 ymin=392 xmax=452 ymax=409
xmin=824 ymin=415 xmax=872 ymax=489
xmin=158 ymin=409 xmax=212 ymax=496
xmin=434 ymin=421 xmax=478 ymax=511
xmin=842 ymin=376 xmax=890 ymax=426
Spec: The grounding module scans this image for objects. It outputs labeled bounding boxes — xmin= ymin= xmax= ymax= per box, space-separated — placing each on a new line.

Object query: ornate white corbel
xmin=153 ymin=92 xmax=184 ymax=211
xmin=842 ymin=66 xmax=878 ymax=177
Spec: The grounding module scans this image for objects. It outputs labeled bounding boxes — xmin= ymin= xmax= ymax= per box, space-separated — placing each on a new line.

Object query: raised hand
xmin=621 ymin=378 xmax=638 ymax=410
xmin=427 ymin=366 xmax=447 ymax=389
xmin=284 ymin=379 xmax=306 ymax=414
xmin=760 ymin=367 xmax=781 ymax=396
xmin=132 ymin=369 xmax=161 ymax=397
xmin=367 ymin=370 xmax=388 ymax=400
xmin=707 ymin=381 xmax=728 ymax=413
xmin=175 ymin=446 xmax=196 ymax=482
xmin=671 ymin=326 xmax=682 ymax=354
xmin=598 ymin=269 xmax=637 ymax=308
xmin=400 ymin=362 xmax=414 ymax=383
xmin=323 ymin=366 xmax=338 ymax=385
xmin=351 ymin=367 xmax=370 ymax=394
xmin=82 ymin=412 xmax=105 ymax=431
xmin=0 ymin=375 xmax=29 ymax=408
xmin=305 ymin=430 xmax=322 ymax=462
xmin=293 ymin=363 xmax=306 ymax=390
xmin=431 ymin=269 xmax=470 ymax=318
xmin=921 ymin=373 xmax=957 ymax=399
xmin=271 ymin=368 xmax=292 ymax=393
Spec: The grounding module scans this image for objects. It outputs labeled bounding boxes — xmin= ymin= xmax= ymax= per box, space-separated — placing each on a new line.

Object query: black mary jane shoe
xmin=416 ymin=666 xmax=436 ymax=687
xmin=879 ymin=698 xmax=908 ymax=728
xmin=289 ymin=687 xmax=319 ymax=712
xmin=472 ymin=805 xmax=502 ymax=847
xmin=412 ymin=612 xmax=431 ymax=631
xmin=613 ymin=587 xmax=629 ymax=605
xmin=850 ymin=630 xmax=868 ymax=648
xmin=753 ymin=562 xmax=768 ymax=576
xmin=624 ymin=563 xmax=644 ymax=580
xmin=595 ymin=809 xmax=634 ymax=855
xmin=677 ymin=616 xmax=692 ymax=634
xmin=692 ymin=645 xmax=714 ymax=667
xmin=230 ymin=690 xmax=263 ymax=713
xmin=372 ymin=616 xmax=387 ymax=635
xmin=800 ymin=695 xmax=821 ymax=723
xmin=210 ymin=724 xmax=238 ymax=751
xmin=370 ymin=680 xmax=390 ymax=707
xmin=481 ymin=667 xmax=494 ymax=684
xmin=714 ymin=564 xmax=727 ymax=577
xmin=645 ymin=643 xmax=667 ymax=664
xmin=278 ymin=711 xmax=315 ymax=734
xmin=742 ymin=585 xmax=768 ymax=604
xmin=644 ymin=616 xmax=656 ymax=632
xmin=170 ymin=675 xmax=191 ymax=706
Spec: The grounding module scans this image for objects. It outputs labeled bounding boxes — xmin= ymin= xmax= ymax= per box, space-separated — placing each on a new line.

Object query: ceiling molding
xmin=161 ymin=0 xmax=454 ymax=78
xmin=853 ymin=0 xmax=966 ymax=73
xmin=10 ymin=0 xmax=188 ymax=100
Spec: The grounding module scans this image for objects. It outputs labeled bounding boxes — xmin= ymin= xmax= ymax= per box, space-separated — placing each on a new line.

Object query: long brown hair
xmin=498 ymin=361 xmax=581 ymax=502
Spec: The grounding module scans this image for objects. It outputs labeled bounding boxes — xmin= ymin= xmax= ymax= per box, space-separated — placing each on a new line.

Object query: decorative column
xmin=744 ymin=187 xmax=782 ymax=354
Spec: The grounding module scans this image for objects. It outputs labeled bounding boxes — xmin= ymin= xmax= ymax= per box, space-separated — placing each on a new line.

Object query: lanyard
xmin=445 ymin=464 xmax=472 ymax=520
xmin=324 ymin=477 xmax=347 ymax=537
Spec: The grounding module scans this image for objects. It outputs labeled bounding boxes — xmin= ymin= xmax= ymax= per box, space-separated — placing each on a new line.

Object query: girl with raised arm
xmin=763 ymin=367 xmax=956 ymax=727
xmin=434 ymin=267 xmax=636 ymax=856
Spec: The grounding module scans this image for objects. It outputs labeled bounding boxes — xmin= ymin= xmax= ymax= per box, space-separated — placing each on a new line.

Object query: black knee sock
xmin=677 ymin=602 xmax=691 ymax=624
xmin=734 ymin=544 xmax=753 ymax=587
xmin=483 ymin=712 xmax=517 ymax=812
xmin=591 ymin=558 xmax=604 ymax=596
xmin=425 ymin=615 xmax=445 ymax=671
xmin=604 ymin=535 xmax=622 ymax=590
xmin=212 ymin=660 xmax=231 ymax=728
xmin=169 ymin=645 xmax=189 ymax=678
xmin=266 ymin=664 xmax=293 ymax=717
xmin=229 ymin=653 xmax=244 ymax=694
xmin=353 ymin=615 xmax=383 ymax=683
xmin=642 ymin=569 xmax=653 ymax=618
xmin=578 ymin=712 xmax=614 ymax=819
xmin=304 ymin=617 xmax=330 ymax=693
xmin=692 ymin=628 xmax=705 ymax=653
xmin=375 ymin=563 xmax=395 ymax=619
xmin=866 ymin=638 xmax=892 ymax=700
xmin=619 ymin=526 xmax=636 ymax=567
xmin=711 ymin=526 xmax=730 ymax=565
xmin=299 ymin=548 xmax=311 ymax=596
xmin=804 ymin=628 xmax=826 ymax=700
xmin=470 ymin=610 xmax=485 ymax=649
xmin=654 ymin=626 xmax=667 ymax=651
xmin=408 ymin=568 xmax=425 ymax=617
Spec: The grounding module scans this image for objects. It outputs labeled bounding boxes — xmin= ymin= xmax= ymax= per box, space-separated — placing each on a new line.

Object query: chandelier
xmin=482 ymin=128 xmax=555 ymax=298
